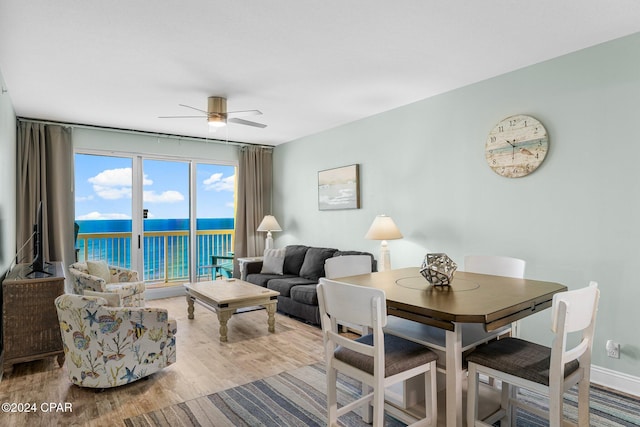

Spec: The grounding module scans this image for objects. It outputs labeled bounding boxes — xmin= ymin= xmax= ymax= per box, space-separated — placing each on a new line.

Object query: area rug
xmin=124 ymin=363 xmax=640 ymax=427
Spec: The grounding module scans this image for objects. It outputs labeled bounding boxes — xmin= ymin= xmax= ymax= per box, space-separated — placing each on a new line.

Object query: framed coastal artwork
xmin=318 ymin=164 xmax=360 ymax=210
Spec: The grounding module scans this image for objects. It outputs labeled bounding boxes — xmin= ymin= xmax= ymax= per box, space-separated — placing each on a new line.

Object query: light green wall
xmin=273 ymin=33 xmax=640 ymax=376
xmin=0 ymin=69 xmax=16 ymax=275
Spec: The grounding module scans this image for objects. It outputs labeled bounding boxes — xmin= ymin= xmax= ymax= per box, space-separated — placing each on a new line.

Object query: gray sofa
xmin=243 ymin=245 xmax=376 ymax=325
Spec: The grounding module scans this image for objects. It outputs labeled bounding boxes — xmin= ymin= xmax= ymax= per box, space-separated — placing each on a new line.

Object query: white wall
xmin=0 ymin=69 xmax=16 ymax=275
xmin=273 ymin=32 xmax=640 ymax=385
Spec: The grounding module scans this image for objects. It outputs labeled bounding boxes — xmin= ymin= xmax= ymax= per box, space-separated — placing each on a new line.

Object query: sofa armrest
xmin=244 ymin=260 xmax=264 ymax=276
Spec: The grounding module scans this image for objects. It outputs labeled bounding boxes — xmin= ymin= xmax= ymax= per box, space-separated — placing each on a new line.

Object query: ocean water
xmin=76 ymin=218 xmax=234 ymax=280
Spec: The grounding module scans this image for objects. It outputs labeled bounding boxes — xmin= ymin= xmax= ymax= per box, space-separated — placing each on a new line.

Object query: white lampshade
xmin=364 ymin=215 xmax=403 ymax=241
xmin=365 ymin=215 xmax=402 ymax=272
xmin=257 ymin=215 xmax=282 ymax=250
xmin=257 ymin=215 xmax=282 ymax=232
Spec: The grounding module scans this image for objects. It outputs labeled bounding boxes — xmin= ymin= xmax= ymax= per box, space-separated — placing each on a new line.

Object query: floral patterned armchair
xmin=54 ymin=294 xmax=177 ymax=388
xmin=68 ymin=261 xmax=145 ymax=307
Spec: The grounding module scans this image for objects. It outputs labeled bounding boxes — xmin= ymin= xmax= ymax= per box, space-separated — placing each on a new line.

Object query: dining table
xmin=337 ymin=266 xmax=567 ymax=427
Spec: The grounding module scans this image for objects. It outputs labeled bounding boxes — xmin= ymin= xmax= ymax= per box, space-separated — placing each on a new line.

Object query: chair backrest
xmin=324 ymin=255 xmax=373 ymax=279
xmin=464 ymin=255 xmax=526 ymax=278
xmin=318 ymin=278 xmax=387 ymax=330
xmin=551 ymin=282 xmax=600 ymax=369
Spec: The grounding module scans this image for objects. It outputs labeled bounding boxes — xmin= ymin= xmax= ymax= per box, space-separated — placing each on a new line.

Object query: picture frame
xmin=318 ymin=164 xmax=360 ymax=210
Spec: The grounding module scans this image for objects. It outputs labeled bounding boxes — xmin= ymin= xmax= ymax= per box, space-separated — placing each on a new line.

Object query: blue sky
xmin=75 ymin=154 xmax=236 ymax=220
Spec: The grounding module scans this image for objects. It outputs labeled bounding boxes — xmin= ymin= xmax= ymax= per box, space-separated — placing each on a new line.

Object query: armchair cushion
xmin=87 ymin=260 xmax=112 ymax=283
xmin=54 ymin=294 xmax=176 ymax=388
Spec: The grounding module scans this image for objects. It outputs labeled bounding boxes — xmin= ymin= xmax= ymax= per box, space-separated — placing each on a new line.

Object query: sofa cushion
xmin=299 ymin=247 xmax=338 ymax=281
xmin=87 ymin=260 xmax=111 ymax=283
xmin=261 ymin=248 xmax=285 ymax=275
xmin=334 ymin=251 xmax=377 ymax=272
xmin=283 ymin=245 xmax=309 ymax=275
xmin=290 ymin=284 xmax=319 ymax=306
xmin=246 ymin=273 xmax=297 ymax=288
xmin=267 ymin=277 xmax=317 ymax=297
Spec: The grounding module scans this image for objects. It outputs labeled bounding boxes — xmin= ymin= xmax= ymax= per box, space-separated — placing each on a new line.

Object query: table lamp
xmin=257 ymin=215 xmax=282 ymax=250
xmin=365 ymin=214 xmax=403 ymax=272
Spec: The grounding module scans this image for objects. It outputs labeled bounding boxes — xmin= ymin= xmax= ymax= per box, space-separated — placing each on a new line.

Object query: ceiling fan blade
xmin=228 ymin=117 xmax=267 ymax=128
xmin=227 ymin=109 xmax=263 ymax=118
xmin=178 ymin=104 xmax=209 ymax=114
xmin=158 ymin=115 xmax=206 ymax=119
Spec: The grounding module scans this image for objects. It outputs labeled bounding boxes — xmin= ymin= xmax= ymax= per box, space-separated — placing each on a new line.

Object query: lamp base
xmin=265 ymin=232 xmax=274 ymax=250
xmin=378 ymin=240 xmax=391 ymax=272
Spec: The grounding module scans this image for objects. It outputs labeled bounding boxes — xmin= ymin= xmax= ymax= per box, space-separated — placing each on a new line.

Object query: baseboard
xmin=591 ymin=364 xmax=640 ymax=397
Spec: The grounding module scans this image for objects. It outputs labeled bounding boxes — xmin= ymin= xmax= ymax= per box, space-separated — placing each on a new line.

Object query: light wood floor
xmin=0 ymin=296 xmax=326 ymax=427
xmin=0 ymin=296 xmax=504 ymax=427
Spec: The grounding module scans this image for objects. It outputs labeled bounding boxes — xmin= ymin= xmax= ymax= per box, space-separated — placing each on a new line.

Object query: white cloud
xmin=93 ymin=185 xmax=132 ymax=200
xmin=143 ymin=190 xmax=185 ymax=203
xmin=203 ymin=173 xmax=235 ymax=192
xmin=88 ymin=168 xmax=153 ymax=200
xmin=76 ymin=211 xmax=131 ymax=220
xmin=75 ymin=195 xmax=94 ymax=202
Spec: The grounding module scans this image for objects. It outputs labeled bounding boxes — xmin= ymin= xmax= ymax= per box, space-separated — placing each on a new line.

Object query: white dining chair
xmin=324 ymin=255 xmax=373 ymax=335
xmin=466 ymin=281 xmax=599 ymax=427
xmin=464 ymin=255 xmax=526 ymax=336
xmin=324 ymin=254 xmax=372 ymax=279
xmin=318 ymin=278 xmax=438 ymax=427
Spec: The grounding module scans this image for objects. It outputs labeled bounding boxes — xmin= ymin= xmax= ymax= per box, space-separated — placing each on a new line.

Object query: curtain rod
xmin=16 ymin=117 xmax=274 ymax=150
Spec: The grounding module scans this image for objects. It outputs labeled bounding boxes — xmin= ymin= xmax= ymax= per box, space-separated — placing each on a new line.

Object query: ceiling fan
xmin=159 ymin=96 xmax=267 ymax=129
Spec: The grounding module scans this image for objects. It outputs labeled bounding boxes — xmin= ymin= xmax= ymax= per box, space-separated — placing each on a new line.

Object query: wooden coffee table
xmin=184 ymin=279 xmax=280 ymax=342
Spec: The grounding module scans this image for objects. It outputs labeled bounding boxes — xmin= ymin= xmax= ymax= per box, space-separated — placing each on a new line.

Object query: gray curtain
xmin=17 ymin=122 xmax=75 ymax=291
xmin=233 ymin=145 xmax=273 ymax=277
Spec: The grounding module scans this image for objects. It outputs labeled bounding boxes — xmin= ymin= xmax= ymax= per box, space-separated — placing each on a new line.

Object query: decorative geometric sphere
xmin=419 ymin=253 xmax=457 ymax=286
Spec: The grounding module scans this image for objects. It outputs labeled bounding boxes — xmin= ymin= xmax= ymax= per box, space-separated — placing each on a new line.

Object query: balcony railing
xmin=77 ymin=229 xmax=234 ymax=285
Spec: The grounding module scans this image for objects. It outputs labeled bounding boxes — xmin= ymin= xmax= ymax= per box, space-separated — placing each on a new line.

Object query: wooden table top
xmin=338 ymin=267 xmax=567 ymax=331
xmin=184 ymin=279 xmax=279 ymax=305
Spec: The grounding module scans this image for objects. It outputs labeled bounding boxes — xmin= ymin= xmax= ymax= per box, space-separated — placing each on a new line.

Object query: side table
xmin=1 ymin=262 xmax=65 ymax=380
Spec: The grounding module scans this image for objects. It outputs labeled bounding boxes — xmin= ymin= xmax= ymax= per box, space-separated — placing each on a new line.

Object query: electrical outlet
xmin=606 ymin=340 xmax=620 ymax=358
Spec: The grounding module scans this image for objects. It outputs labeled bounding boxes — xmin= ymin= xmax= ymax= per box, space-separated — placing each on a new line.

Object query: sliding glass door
xmin=75 ymin=152 xmax=236 ymax=289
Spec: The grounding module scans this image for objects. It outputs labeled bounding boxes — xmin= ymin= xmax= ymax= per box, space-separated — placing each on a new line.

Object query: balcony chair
xmin=68 ymin=260 xmax=145 ymax=307
xmin=466 ymin=282 xmax=600 ymax=427
xmin=317 ymin=278 xmax=438 ymax=426
xmin=54 ymin=293 xmax=177 ymax=388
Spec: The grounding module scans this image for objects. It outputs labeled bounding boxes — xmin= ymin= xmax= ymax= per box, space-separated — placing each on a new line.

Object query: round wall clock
xmin=485 ymin=114 xmax=549 ymax=178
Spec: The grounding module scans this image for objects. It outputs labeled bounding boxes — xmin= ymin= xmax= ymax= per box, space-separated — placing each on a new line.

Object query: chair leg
xmin=577 ymin=378 xmax=591 ymax=427
xmin=326 ymin=366 xmax=338 ymax=427
xmin=548 ymin=383 xmax=563 ymax=427
xmin=425 ymin=363 xmax=437 ymax=426
xmin=467 ymin=364 xmax=479 ymax=427
xmin=361 ymin=383 xmax=373 ymax=423
xmin=373 ymin=384 xmax=385 ymax=426
xmin=501 ymin=381 xmax=512 ymax=427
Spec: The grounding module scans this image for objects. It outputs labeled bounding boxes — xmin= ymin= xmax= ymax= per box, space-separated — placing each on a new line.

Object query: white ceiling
xmin=1 ymin=1 xmax=640 ymax=146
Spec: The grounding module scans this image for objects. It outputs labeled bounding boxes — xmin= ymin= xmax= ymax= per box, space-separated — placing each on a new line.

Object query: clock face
xmin=485 ymin=114 xmax=549 ymax=178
